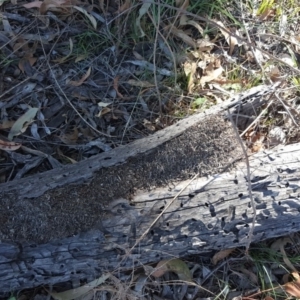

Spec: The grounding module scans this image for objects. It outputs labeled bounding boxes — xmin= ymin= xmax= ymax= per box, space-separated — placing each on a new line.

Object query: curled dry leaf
xmin=284 ymin=272 xmax=300 ymax=298
xmin=0 ymin=139 xmax=21 ymax=151
xmin=68 ymin=67 xmax=91 ymax=86
xmin=212 ymin=248 xmax=235 ymax=265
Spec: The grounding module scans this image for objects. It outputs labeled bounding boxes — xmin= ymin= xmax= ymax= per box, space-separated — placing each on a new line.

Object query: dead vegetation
xmin=1 ymin=0 xmax=300 ymax=298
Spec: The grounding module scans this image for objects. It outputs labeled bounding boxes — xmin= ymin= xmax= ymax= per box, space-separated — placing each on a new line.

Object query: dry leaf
xmin=96 ymin=107 xmax=111 ymax=117
xmin=271 ymin=237 xmax=296 ymax=271
xmin=0 ymin=139 xmax=21 ymax=151
xmin=73 ymin=6 xmax=97 ymax=29
xmin=136 ymin=0 xmax=152 ymax=37
xmin=75 ymin=54 xmax=88 ymax=63
xmin=23 ymin=1 xmax=42 ymax=8
xmin=68 ymin=67 xmax=91 ymax=86
xmin=183 ymin=60 xmax=197 ymax=93
xmin=199 ymin=66 xmax=224 ymax=85
xmin=8 ymin=107 xmax=39 ymax=141
xmin=167 ymin=26 xmax=196 ymax=48
xmin=284 ymin=272 xmax=300 ymax=298
xmin=212 ymin=248 xmax=234 ymax=265
xmin=216 ymin=21 xmax=238 ymax=55
xmin=245 ymin=131 xmax=265 ymax=153
xmin=152 ymin=259 xmax=192 ymax=281
xmin=40 ymin=0 xmax=69 ymax=14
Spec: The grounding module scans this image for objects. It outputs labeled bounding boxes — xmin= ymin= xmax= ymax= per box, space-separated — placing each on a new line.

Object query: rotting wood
xmin=1 ymin=142 xmax=300 ymax=295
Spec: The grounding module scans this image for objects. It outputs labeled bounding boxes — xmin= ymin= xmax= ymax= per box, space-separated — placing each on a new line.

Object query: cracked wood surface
xmin=0 ymin=84 xmax=275 ymax=200
xmin=1 ymin=142 xmax=300 ymax=295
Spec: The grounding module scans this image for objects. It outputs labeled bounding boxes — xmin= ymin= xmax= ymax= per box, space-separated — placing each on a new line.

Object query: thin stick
xmin=228 ymin=110 xmax=256 ymax=253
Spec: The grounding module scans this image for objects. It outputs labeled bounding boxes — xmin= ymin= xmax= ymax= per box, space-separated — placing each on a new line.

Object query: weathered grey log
xmin=0 ymin=84 xmax=275 ymax=199
xmin=1 ymin=142 xmax=300 ymax=295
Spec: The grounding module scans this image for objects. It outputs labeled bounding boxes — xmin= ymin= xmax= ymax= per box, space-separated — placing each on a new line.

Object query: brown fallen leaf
xmin=58 ymin=127 xmax=78 ymax=145
xmin=96 ymin=107 xmax=111 ymax=118
xmin=199 ymin=66 xmax=224 ymax=85
xmin=68 ymin=67 xmax=91 ymax=87
xmin=0 ymin=139 xmax=21 ymax=151
xmin=212 ymin=248 xmax=235 ymax=265
xmin=284 ymin=272 xmax=300 ymax=298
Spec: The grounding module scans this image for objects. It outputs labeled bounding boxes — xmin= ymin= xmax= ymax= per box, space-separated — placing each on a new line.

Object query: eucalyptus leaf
xmin=8 ymin=107 xmax=39 ymax=141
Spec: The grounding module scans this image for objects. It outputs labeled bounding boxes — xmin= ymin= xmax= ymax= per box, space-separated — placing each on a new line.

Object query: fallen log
xmin=1 ymin=142 xmax=300 ymax=295
xmin=0 ymin=83 xmax=291 ymax=295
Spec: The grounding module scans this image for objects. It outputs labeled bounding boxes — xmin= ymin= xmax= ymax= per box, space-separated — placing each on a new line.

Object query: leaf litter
xmin=1 ymin=0 xmax=300 ymax=298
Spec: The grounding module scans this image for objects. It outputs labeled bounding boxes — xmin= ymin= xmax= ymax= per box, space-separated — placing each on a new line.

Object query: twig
xmin=239 ymin=100 xmax=274 ymax=138
xmin=227 ymin=110 xmax=256 ymax=253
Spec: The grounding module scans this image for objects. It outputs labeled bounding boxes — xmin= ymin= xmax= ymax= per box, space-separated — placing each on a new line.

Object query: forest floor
xmin=1 ymin=0 xmax=300 ymax=298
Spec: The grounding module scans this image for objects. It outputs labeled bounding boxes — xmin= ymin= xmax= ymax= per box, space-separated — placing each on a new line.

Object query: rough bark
xmin=0 ymin=83 xmax=286 ymax=294
xmin=0 ymin=84 xmax=274 ymax=199
xmin=1 ymin=142 xmax=300 ymax=295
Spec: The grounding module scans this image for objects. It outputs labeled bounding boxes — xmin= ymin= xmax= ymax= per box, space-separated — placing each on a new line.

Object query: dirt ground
xmin=0 ymin=115 xmax=243 ymax=244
